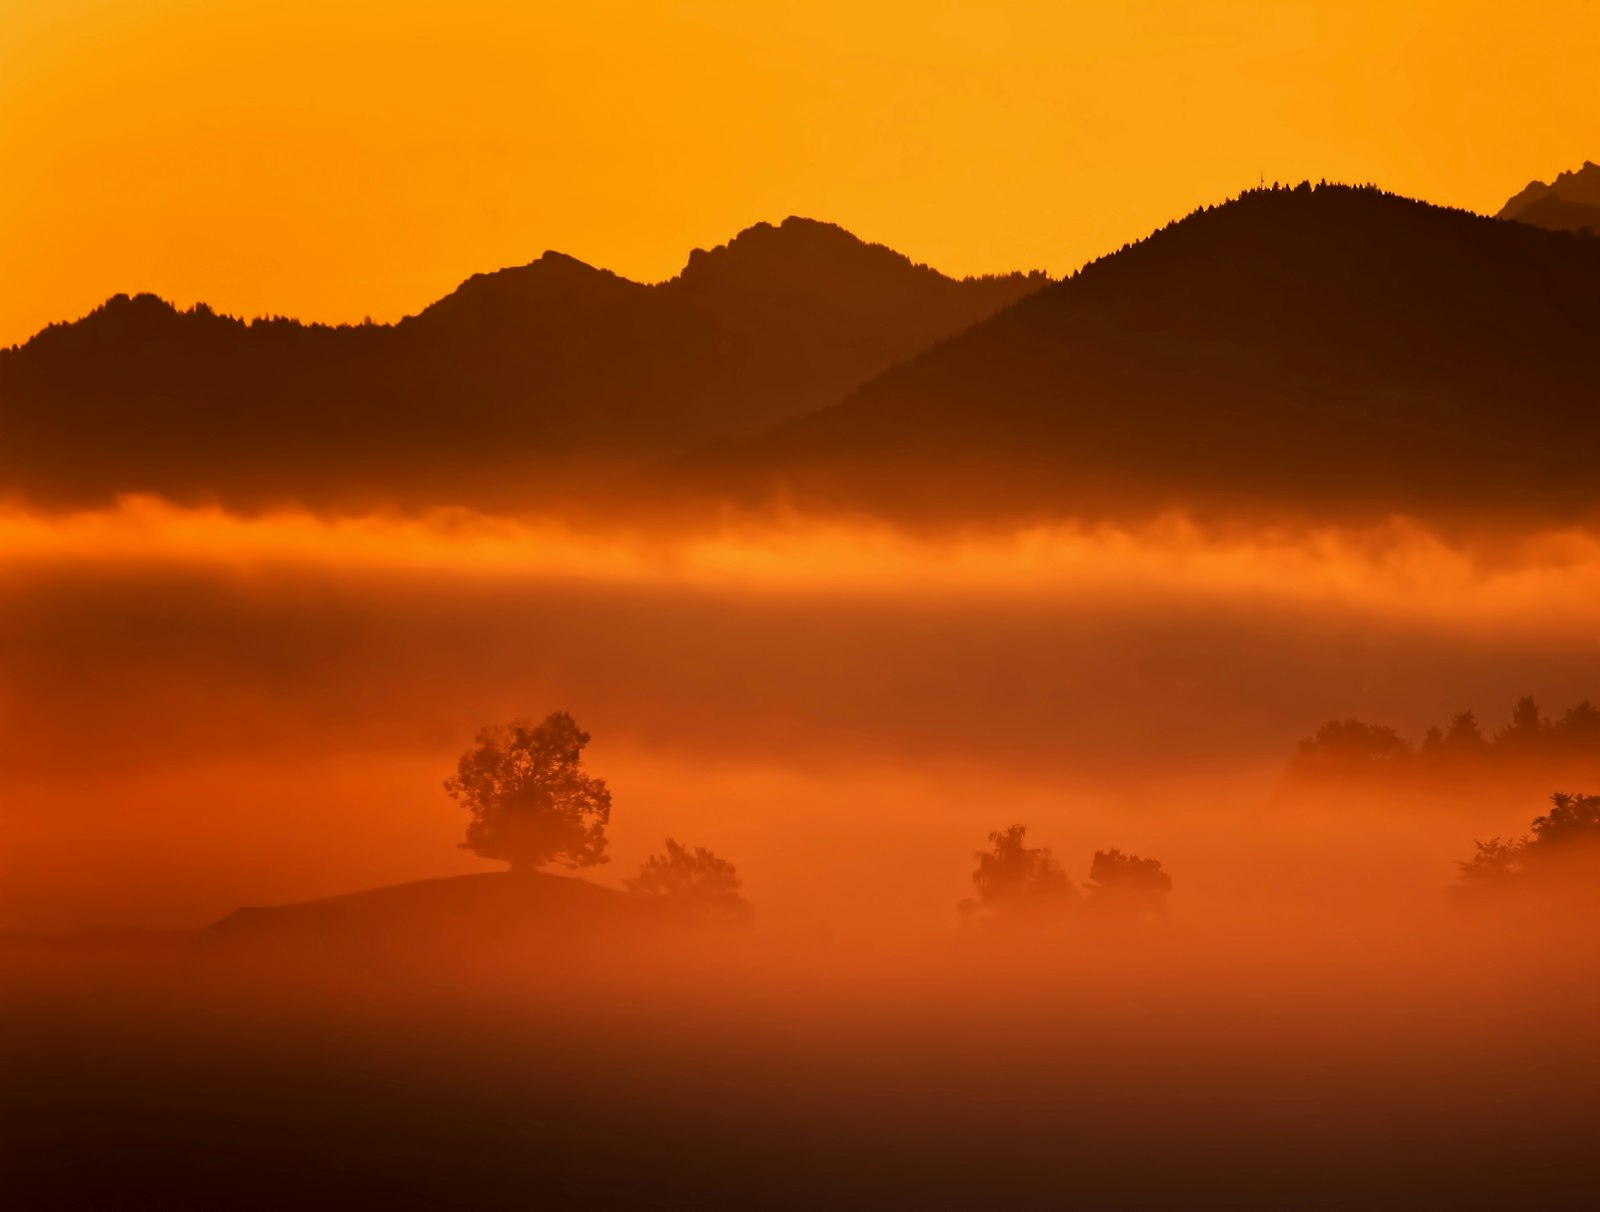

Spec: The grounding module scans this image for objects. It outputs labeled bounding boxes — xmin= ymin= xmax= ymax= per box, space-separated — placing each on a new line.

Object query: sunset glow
xmin=8 ymin=4 xmax=1600 ymax=1207
xmin=4 ymin=1 xmax=1598 ymax=345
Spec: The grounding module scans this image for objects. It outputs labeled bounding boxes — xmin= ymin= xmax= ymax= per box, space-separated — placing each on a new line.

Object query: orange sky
xmin=3 ymin=0 xmax=1597 ymax=346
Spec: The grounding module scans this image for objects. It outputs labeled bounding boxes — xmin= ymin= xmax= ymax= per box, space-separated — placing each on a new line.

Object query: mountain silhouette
xmin=1498 ymin=160 xmax=1600 ymax=234
xmin=0 ymin=219 xmax=1044 ymax=510
xmin=656 ymin=184 xmax=1600 ymax=524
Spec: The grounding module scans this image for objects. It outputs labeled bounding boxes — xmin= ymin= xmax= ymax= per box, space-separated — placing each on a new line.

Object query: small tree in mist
xmin=1085 ymin=849 xmax=1172 ymax=920
xmin=445 ymin=712 xmax=611 ymax=871
xmin=961 ymin=825 xmax=1075 ymax=919
xmin=627 ymin=839 xmax=752 ymax=923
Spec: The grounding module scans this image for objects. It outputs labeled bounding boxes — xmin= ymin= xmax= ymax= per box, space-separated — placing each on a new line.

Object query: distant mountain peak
xmin=672 ymin=215 xmax=975 ymax=313
xmin=1546 ymin=159 xmax=1600 ymax=192
xmin=410 ymin=248 xmax=640 ymax=326
xmin=657 ymin=181 xmax=1600 ymax=526
xmin=1497 ymin=160 xmax=1600 ymax=232
xmin=453 ymin=248 xmax=622 ymax=290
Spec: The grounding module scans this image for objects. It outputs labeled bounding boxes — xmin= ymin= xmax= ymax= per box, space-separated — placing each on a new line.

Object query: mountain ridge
xmin=0 ymin=218 xmax=1046 ymax=510
xmin=651 ymin=183 xmax=1600 ymax=525
xmin=1498 ymin=160 xmax=1600 ymax=233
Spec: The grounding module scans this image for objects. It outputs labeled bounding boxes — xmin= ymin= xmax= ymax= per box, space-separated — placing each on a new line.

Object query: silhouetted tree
xmin=445 ymin=712 xmax=611 ymax=871
xmin=1294 ymin=719 xmax=1413 ymax=774
xmin=1495 ymin=695 xmax=1550 ymax=753
xmin=1528 ymin=790 xmax=1600 ymax=849
xmin=627 ymin=839 xmax=751 ymax=922
xmin=1510 ymin=695 xmax=1545 ymax=734
xmin=1293 ymin=695 xmax=1600 ymax=788
xmin=961 ymin=825 xmax=1075 ymax=918
xmin=1444 ymin=710 xmax=1487 ymax=754
xmin=1555 ymin=701 xmax=1600 ymax=748
xmin=1085 ymin=849 xmax=1172 ymax=920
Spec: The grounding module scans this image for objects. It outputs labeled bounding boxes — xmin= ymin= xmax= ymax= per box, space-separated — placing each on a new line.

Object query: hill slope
xmin=208 ymin=871 xmax=643 ymax=951
xmin=0 ymin=219 xmax=1044 ymax=510
xmin=660 ymin=184 xmax=1600 ymax=524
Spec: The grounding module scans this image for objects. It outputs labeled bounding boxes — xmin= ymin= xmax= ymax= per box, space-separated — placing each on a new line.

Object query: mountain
xmin=0 ymin=219 xmax=1045 ymax=510
xmin=1498 ymin=160 xmax=1600 ymax=234
xmin=657 ymin=184 xmax=1600 ymax=525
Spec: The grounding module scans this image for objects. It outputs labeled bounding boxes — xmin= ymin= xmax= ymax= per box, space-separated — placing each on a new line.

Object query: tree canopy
xmin=1085 ymin=849 xmax=1173 ymax=920
xmin=445 ymin=712 xmax=612 ymax=871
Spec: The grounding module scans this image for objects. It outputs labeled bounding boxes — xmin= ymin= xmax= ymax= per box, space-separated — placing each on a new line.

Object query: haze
xmin=7 ymin=498 xmax=1600 ymax=932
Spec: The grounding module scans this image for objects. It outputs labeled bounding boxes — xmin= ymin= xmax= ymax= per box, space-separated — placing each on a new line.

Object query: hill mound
xmin=207 ymin=871 xmax=642 ymax=951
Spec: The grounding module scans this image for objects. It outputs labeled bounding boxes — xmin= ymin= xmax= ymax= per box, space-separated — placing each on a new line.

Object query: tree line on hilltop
xmin=1291 ymin=695 xmax=1600 ymax=781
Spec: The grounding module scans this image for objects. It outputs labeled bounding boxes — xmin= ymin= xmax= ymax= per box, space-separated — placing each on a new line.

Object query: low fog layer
xmin=5 ymin=500 xmax=1600 ymax=932
xmin=9 ymin=501 xmax=1600 ymax=1208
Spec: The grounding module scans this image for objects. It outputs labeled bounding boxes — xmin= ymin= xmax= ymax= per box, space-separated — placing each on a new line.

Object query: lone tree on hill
xmin=445 ymin=712 xmax=612 ymax=871
xmin=961 ymin=825 xmax=1076 ymax=918
xmin=627 ymin=839 xmax=752 ymax=922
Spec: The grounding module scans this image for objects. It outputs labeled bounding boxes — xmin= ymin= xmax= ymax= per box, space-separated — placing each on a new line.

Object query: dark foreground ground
xmin=5 ymin=906 xmax=1600 ymax=1211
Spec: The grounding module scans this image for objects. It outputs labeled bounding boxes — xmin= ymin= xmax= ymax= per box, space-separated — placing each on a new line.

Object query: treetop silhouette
xmin=1291 ymin=694 xmax=1600 ymax=785
xmin=961 ymin=826 xmax=1173 ymax=924
xmin=1085 ymin=849 xmax=1172 ymax=920
xmin=627 ymin=839 xmax=752 ymax=923
xmin=1456 ymin=791 xmax=1600 ymax=907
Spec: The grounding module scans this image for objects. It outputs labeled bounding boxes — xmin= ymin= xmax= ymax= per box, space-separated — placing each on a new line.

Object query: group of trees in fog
xmin=444 ymin=711 xmax=751 ymax=922
xmin=443 ymin=713 xmax=1175 ymax=930
xmin=440 ymin=709 xmax=1600 ymax=927
xmin=959 ymin=825 xmax=1171 ymax=924
xmin=1292 ymin=695 xmax=1600 ymax=781
xmin=1456 ymin=791 xmax=1600 ymax=907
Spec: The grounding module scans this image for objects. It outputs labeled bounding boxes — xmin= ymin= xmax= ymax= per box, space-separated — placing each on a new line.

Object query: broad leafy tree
xmin=962 ymin=825 xmax=1075 ymax=918
xmin=445 ymin=712 xmax=612 ymax=871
